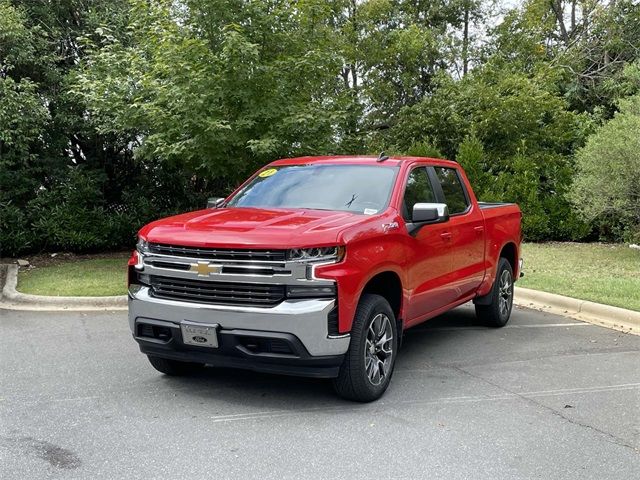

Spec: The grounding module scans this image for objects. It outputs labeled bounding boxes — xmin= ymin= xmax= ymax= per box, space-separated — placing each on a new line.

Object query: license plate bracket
xmin=180 ymin=321 xmax=219 ymax=348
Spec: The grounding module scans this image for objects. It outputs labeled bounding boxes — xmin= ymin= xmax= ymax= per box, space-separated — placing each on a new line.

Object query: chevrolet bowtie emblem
xmin=190 ymin=261 xmax=222 ymax=276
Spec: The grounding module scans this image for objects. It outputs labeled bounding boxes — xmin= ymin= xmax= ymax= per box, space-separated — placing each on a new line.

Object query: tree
xmin=3 ymin=0 xmax=640 ymax=255
xmin=570 ymin=94 xmax=640 ymax=242
xmin=374 ymin=64 xmax=591 ymax=240
xmin=489 ymin=0 xmax=640 ymax=116
xmin=0 ymin=0 xmax=169 ymax=255
xmin=0 ymin=0 xmax=52 ymax=253
xmin=75 ymin=0 xmax=349 ymax=182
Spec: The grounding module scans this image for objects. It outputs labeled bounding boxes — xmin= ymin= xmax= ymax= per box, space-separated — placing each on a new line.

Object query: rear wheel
xmin=147 ymin=355 xmax=204 ymax=376
xmin=475 ymin=257 xmax=514 ymax=327
xmin=333 ymin=294 xmax=398 ymax=402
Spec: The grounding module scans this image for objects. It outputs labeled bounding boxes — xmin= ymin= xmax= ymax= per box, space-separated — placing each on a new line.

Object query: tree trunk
xmin=463 ymin=5 xmax=470 ymax=76
xmin=550 ymin=0 xmax=570 ymax=44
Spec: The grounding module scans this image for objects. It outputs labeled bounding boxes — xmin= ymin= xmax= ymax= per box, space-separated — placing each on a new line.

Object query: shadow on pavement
xmin=148 ymin=306 xmax=487 ymax=407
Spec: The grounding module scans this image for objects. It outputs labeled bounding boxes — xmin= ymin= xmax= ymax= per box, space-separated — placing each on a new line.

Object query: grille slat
xmin=149 ymin=276 xmax=285 ymax=307
xmin=147 ymin=260 xmax=191 ymax=270
xmin=153 ymin=290 xmax=280 ymax=305
xmin=155 ymin=286 xmax=282 ymax=299
xmin=148 ymin=243 xmax=286 ymax=262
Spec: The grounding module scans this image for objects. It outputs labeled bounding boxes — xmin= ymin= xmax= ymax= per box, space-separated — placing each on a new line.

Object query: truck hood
xmin=139 ymin=207 xmax=369 ymax=249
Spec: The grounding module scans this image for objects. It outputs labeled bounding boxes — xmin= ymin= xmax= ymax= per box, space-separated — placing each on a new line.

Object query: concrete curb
xmin=1 ymin=264 xmax=638 ymax=335
xmin=514 ymin=286 xmax=639 ymax=335
xmin=0 ymin=264 xmax=127 ymax=311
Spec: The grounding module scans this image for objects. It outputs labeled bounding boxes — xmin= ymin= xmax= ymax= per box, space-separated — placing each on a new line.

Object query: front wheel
xmin=333 ymin=294 xmax=398 ymax=402
xmin=475 ymin=257 xmax=514 ymax=327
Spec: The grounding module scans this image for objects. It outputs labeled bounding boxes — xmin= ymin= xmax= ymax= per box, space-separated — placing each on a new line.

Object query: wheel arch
xmin=499 ymin=241 xmax=518 ymax=277
xmin=358 ymin=270 xmax=404 ymax=327
xmin=475 ymin=242 xmax=519 ymax=306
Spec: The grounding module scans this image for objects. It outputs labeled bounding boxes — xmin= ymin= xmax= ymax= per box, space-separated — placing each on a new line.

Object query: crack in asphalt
xmin=448 ymin=364 xmax=640 ymax=454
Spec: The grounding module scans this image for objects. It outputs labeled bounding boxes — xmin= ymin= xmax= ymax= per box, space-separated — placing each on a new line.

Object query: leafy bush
xmin=570 ymin=95 xmax=640 ymax=242
xmin=0 ymin=161 xmax=211 ymax=257
xmin=28 ymin=168 xmax=114 ymax=251
xmin=405 ymin=140 xmax=443 ymax=158
xmin=0 ymin=202 xmax=32 ymax=255
xmin=456 ymin=133 xmax=490 ymax=194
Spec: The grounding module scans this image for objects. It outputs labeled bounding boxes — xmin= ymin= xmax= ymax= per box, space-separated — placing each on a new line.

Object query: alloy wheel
xmin=364 ymin=313 xmax=394 ymax=386
xmin=498 ymin=269 xmax=513 ymax=318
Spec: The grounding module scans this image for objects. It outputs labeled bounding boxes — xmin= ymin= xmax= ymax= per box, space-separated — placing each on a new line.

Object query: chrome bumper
xmin=128 ymin=287 xmax=350 ymax=357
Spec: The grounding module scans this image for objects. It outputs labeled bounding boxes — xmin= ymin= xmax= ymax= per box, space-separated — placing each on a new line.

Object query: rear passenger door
xmin=431 ymin=166 xmax=485 ymax=302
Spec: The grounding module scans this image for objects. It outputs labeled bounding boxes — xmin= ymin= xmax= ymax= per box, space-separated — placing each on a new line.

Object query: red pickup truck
xmin=128 ymin=155 xmax=522 ymax=401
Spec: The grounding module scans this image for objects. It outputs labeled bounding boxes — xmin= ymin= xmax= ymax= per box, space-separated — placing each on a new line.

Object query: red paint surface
xmin=134 ymin=156 xmax=522 ymax=333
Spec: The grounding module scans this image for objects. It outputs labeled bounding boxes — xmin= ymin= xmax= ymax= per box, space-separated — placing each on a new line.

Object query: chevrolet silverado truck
xmin=128 ymin=155 xmax=522 ymax=402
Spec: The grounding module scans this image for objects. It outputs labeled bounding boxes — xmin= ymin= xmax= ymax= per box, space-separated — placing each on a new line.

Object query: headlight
xmin=287 ymin=246 xmax=345 ymax=263
xmin=136 ymin=237 xmax=149 ymax=254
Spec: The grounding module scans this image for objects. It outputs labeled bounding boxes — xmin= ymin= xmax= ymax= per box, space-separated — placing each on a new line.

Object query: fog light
xmin=286 ymin=285 xmax=336 ymax=298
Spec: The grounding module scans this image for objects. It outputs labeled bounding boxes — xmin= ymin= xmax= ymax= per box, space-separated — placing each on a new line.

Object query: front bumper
xmin=128 ymin=287 xmax=350 ymax=378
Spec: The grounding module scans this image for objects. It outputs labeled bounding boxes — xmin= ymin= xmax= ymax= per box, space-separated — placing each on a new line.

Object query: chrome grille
xmin=149 ymin=276 xmax=285 ymax=307
xmin=148 ymin=243 xmax=286 ymax=262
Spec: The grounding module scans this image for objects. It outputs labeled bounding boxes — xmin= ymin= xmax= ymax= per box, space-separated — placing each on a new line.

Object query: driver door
xmin=401 ymin=166 xmax=456 ymax=326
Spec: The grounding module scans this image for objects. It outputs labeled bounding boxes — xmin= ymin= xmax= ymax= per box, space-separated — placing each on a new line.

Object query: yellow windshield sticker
xmin=259 ymin=168 xmax=278 ymax=178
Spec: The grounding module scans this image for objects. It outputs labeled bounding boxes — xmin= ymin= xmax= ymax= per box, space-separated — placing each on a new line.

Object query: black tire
xmin=475 ymin=257 xmax=514 ymax=327
xmin=147 ymin=355 xmax=204 ymax=376
xmin=332 ymin=294 xmax=398 ymax=402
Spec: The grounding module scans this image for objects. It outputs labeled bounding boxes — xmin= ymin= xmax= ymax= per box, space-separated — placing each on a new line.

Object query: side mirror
xmin=412 ymin=203 xmax=449 ymax=223
xmin=207 ymin=197 xmax=226 ymax=209
xmin=409 ymin=203 xmax=449 ymax=234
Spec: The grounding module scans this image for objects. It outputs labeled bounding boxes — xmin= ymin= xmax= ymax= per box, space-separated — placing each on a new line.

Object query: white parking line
xmin=506 ymin=322 xmax=589 ymax=328
xmin=204 ymin=382 xmax=640 ymax=424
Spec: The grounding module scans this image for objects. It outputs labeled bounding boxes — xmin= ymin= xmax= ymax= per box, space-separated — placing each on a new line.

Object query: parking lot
xmin=1 ymin=304 xmax=638 ymax=479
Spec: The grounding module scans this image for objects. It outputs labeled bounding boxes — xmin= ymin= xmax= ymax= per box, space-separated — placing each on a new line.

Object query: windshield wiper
xmin=345 ymin=194 xmax=358 ymax=208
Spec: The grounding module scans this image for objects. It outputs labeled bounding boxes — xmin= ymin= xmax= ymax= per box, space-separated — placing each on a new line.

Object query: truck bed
xmin=478 ymin=201 xmax=522 ymax=282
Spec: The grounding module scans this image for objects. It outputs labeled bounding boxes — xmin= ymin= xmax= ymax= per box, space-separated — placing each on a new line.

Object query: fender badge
xmin=382 ymin=222 xmax=399 ymax=232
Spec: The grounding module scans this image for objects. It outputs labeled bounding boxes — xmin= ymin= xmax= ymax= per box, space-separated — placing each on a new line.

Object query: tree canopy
xmin=1 ymin=0 xmax=639 ymax=255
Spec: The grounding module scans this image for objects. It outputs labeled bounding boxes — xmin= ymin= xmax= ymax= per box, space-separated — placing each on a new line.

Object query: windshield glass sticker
xmin=364 ymin=208 xmax=378 ymax=215
xmin=259 ymin=168 xmax=278 ymax=178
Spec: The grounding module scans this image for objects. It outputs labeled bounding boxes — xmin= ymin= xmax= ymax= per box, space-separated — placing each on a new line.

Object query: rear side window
xmin=402 ymin=167 xmax=437 ymax=220
xmin=434 ymin=167 xmax=469 ymax=214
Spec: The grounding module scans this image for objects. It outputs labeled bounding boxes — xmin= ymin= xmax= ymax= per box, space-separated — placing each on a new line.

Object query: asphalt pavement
xmin=1 ymin=304 xmax=638 ymax=479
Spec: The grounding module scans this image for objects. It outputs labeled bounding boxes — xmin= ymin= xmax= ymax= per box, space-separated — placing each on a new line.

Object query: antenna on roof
xmin=377 ymin=151 xmax=389 ymax=162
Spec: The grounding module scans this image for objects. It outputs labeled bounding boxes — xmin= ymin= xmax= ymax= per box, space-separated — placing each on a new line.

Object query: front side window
xmin=402 ymin=167 xmax=437 ymax=220
xmin=226 ymin=164 xmax=399 ymax=214
xmin=434 ymin=167 xmax=469 ymax=214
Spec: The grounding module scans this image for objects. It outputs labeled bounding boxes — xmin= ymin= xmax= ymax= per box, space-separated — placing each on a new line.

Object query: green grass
xmin=519 ymin=242 xmax=640 ymax=311
xmin=14 ymin=243 xmax=640 ymax=309
xmin=17 ymin=258 xmax=128 ymax=296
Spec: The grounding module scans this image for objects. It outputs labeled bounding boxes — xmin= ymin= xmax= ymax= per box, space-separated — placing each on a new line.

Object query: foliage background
xmin=1 ymin=0 xmax=639 ymax=255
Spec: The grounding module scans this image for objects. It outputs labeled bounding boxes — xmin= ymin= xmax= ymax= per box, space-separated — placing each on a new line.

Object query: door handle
xmin=474 ymin=226 xmax=484 ymax=234
xmin=440 ymin=232 xmax=452 ymax=241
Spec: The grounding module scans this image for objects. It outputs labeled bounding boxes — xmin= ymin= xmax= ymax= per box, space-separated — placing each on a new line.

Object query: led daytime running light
xmin=287 ymin=246 xmax=344 ymax=262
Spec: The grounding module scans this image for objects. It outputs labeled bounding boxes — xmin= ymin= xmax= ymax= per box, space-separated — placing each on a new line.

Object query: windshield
xmin=226 ymin=164 xmax=399 ymax=214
